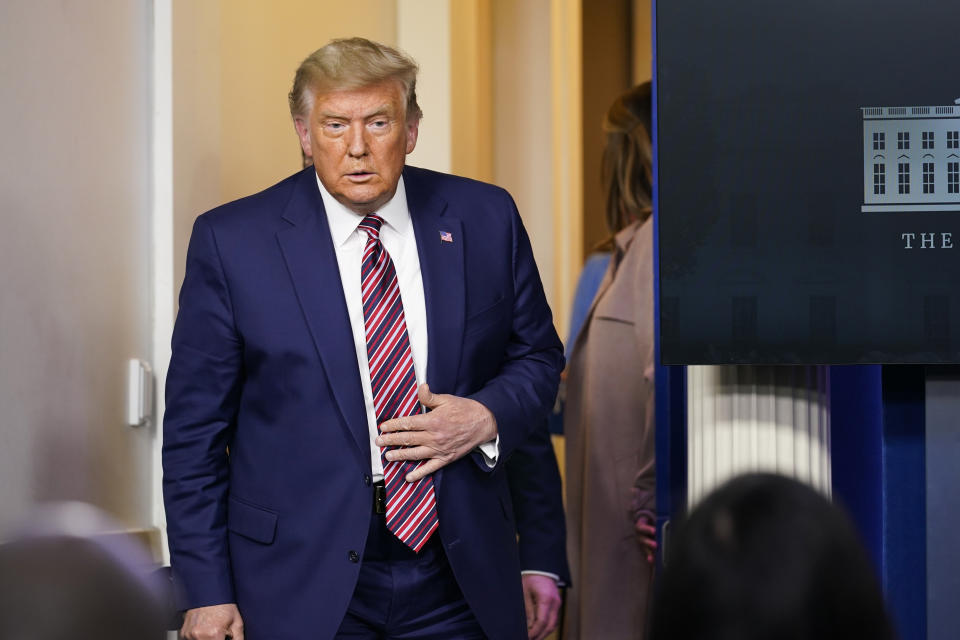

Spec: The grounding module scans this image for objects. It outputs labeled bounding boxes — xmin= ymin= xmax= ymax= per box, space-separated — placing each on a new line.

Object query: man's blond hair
xmin=289 ymin=37 xmax=422 ymax=122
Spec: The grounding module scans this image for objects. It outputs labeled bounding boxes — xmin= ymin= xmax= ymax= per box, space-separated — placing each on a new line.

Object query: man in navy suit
xmin=163 ymin=37 xmax=564 ymax=640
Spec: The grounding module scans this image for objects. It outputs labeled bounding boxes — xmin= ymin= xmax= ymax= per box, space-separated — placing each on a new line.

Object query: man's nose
xmin=346 ymin=125 xmax=368 ymax=157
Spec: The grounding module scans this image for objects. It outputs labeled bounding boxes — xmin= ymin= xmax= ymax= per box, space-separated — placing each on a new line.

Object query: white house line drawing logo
xmin=862 ymin=98 xmax=960 ymax=212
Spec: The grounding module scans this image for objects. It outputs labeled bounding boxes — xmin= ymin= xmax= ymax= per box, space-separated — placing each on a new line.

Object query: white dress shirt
xmin=316 ymin=175 xmax=497 ymax=481
xmin=316 ymin=175 xmax=556 ymax=585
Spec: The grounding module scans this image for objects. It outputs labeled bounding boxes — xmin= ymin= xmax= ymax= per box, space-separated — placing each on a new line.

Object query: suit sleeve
xmin=507 ymin=421 xmax=571 ymax=585
xmin=162 ymin=215 xmax=243 ymax=609
xmin=468 ymin=191 xmax=565 ymax=463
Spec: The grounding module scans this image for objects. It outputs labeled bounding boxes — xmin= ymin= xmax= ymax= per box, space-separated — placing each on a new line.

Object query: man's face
xmin=295 ymin=80 xmax=418 ymax=215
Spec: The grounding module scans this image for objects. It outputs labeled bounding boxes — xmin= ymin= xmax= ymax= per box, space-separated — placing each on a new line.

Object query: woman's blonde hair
xmin=288 ymin=37 xmax=422 ymax=122
xmin=601 ymin=82 xmax=653 ymax=238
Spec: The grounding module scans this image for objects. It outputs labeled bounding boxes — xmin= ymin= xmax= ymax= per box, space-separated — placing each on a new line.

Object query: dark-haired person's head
xmin=602 ymin=81 xmax=653 ymax=237
xmin=650 ymin=473 xmax=894 ymax=640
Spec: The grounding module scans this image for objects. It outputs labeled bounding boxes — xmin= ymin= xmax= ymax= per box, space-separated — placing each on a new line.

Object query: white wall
xmin=0 ymin=1 xmax=155 ymax=535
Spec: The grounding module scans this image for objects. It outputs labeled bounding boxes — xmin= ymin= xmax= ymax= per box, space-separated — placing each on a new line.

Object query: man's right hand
xmin=180 ymin=603 xmax=244 ymax=640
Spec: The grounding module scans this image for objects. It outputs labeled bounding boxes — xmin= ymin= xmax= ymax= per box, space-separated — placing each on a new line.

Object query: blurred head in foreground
xmin=0 ymin=502 xmax=166 ymax=640
xmin=650 ymin=473 xmax=894 ymax=640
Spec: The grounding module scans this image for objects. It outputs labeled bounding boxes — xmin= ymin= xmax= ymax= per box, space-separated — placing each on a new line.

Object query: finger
xmin=537 ymin=598 xmax=560 ymax=640
xmin=405 ymin=457 xmax=444 ymax=482
xmin=180 ymin=621 xmax=207 ymax=640
xmin=635 ymin=522 xmax=656 ymax=535
xmin=377 ymin=431 xmax=425 ymax=448
xmin=383 ymin=445 xmax=434 ymax=462
xmin=228 ymin=617 xmax=244 ymax=640
xmin=529 ymin=617 xmax=547 ymax=640
xmin=379 ymin=413 xmax=430 ymax=434
xmin=523 ymin=584 xmax=536 ymax=633
xmin=418 ymin=382 xmax=437 ymax=407
xmin=528 ymin=598 xmax=549 ymax=640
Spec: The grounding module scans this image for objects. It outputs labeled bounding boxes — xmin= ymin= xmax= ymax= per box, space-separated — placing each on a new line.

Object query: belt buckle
xmin=373 ymin=482 xmax=387 ymax=514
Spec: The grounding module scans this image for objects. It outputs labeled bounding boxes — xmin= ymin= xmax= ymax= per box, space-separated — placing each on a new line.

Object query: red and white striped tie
xmin=358 ymin=214 xmax=438 ymax=552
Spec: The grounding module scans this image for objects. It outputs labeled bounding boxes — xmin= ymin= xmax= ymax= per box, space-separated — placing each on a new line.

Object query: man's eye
xmin=370 ymin=120 xmax=388 ymax=129
xmin=326 ymin=122 xmax=345 ymax=131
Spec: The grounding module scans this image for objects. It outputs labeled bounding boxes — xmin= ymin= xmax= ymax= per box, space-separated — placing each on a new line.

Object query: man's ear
xmin=405 ymin=118 xmax=420 ymax=154
xmin=294 ymin=117 xmax=312 ymax=158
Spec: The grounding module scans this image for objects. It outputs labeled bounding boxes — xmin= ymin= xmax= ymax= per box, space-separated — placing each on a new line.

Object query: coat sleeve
xmin=468 ymin=191 xmax=565 ymax=463
xmin=630 ymin=223 xmax=656 ymax=524
xmin=162 ymin=214 xmax=243 ymax=609
xmin=507 ymin=421 xmax=571 ymax=585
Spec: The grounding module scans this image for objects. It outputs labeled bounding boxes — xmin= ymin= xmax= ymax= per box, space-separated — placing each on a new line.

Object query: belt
xmin=373 ymin=480 xmax=386 ymax=514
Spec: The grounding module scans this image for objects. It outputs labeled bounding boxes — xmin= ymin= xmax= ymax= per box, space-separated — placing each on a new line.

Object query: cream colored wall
xmin=172 ymin=0 xmax=223 ymax=304
xmin=633 ymin=0 xmax=652 ymax=83
xmin=451 ymin=0 xmax=493 ymax=184
xmin=491 ymin=0 xmax=557 ymax=317
xmin=172 ymin=0 xmax=400 ymax=299
xmin=218 ymin=0 xmax=398 ymax=200
xmin=398 ymin=0 xmax=451 ymax=173
xmin=173 ymin=0 xmax=565 ymax=321
xmin=186 ymin=0 xmax=564 ymax=314
xmin=550 ymin=0 xmax=584 ymax=342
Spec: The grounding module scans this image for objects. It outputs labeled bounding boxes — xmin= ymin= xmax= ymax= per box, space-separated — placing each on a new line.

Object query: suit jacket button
xmin=348 ymin=550 xmax=360 ymax=563
xmin=363 ymin=474 xmax=372 ymax=486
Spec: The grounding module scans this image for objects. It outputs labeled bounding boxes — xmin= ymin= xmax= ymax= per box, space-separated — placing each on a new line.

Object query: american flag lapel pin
xmin=439 ymin=230 xmax=454 ymax=243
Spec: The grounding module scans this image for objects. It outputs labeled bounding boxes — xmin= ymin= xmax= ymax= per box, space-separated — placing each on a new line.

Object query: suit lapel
xmin=406 ymin=169 xmax=464 ymax=496
xmin=405 ymin=168 xmax=465 ymax=397
xmin=275 ymin=170 xmax=370 ymax=463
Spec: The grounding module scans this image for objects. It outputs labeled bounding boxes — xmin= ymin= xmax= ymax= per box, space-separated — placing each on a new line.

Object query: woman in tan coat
xmin=563 ymin=82 xmax=656 ymax=640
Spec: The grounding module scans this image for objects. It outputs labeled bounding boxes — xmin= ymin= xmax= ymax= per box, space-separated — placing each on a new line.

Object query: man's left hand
xmin=522 ymin=574 xmax=561 ymax=640
xmin=377 ymin=383 xmax=497 ymax=482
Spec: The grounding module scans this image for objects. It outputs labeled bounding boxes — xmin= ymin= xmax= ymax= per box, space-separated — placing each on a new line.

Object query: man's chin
xmin=339 ymin=189 xmax=392 ymax=215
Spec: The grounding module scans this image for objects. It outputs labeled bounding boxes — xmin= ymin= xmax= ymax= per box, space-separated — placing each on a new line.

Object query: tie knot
xmin=358 ymin=214 xmax=384 ymax=241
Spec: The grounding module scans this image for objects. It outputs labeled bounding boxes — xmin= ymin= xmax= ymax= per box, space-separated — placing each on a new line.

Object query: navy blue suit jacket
xmin=508 ymin=422 xmax=571 ymax=586
xmin=162 ymin=166 xmax=564 ymax=640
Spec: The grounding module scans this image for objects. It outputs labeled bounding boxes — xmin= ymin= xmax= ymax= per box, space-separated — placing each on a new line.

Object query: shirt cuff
xmin=477 ymin=434 xmax=500 ymax=468
xmin=521 ymin=570 xmax=563 ymax=586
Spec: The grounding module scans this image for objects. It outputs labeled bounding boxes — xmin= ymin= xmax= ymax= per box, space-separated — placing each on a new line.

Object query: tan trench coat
xmin=563 ymin=218 xmax=656 ymax=640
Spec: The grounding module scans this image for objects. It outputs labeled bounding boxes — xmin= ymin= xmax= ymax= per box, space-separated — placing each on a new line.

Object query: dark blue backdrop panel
xmin=831 ymin=365 xmax=926 ymax=640
xmin=652 ymin=0 xmax=688 ymax=568
xmin=830 ymin=365 xmax=884 ymax=570
xmin=880 ymin=366 xmax=926 ymax=640
xmin=656 ymin=0 xmax=960 ymax=364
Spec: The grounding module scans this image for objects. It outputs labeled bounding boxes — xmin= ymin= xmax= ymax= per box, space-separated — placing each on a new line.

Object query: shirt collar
xmin=314 ymin=172 xmax=411 ymax=247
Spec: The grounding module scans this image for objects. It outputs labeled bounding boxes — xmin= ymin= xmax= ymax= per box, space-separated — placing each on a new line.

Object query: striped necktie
xmin=358 ymin=214 xmax=439 ymax=552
